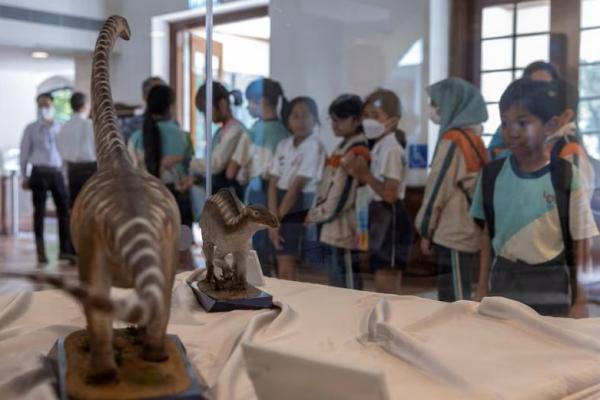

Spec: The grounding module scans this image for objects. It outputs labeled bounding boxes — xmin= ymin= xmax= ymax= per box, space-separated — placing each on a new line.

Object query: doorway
xmin=170 ymin=6 xmax=269 ymax=157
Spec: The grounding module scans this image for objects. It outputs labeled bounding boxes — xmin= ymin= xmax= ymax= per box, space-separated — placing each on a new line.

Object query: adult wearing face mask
xmin=20 ymin=93 xmax=75 ymax=265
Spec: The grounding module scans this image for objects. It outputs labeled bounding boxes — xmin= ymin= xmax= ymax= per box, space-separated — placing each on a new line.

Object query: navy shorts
xmin=277 ymin=211 xmax=308 ymax=256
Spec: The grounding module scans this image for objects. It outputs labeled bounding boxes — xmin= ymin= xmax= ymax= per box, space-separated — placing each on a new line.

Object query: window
xmin=478 ymin=0 xmax=551 ymax=143
xmin=49 ymin=87 xmax=74 ymax=124
xmin=579 ymin=0 xmax=600 ymax=159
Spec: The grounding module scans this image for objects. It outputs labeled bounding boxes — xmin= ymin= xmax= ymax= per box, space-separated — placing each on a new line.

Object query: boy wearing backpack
xmin=471 ymin=79 xmax=598 ymax=316
xmin=416 ymin=78 xmax=489 ymax=302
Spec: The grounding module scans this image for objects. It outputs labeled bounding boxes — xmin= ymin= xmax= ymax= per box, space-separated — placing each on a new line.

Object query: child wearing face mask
xmin=306 ymin=94 xmax=370 ymax=289
xmin=267 ymin=97 xmax=325 ymax=281
xmin=342 ymin=89 xmax=412 ymax=294
xmin=415 ymin=77 xmax=489 ymax=302
xmin=227 ymin=78 xmax=291 ymax=276
xmin=471 ymin=79 xmax=598 ymax=316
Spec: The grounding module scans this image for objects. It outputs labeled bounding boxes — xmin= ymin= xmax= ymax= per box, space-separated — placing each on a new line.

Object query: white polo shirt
xmin=269 ymin=134 xmax=325 ymax=193
xmin=369 ymin=133 xmax=407 ymax=201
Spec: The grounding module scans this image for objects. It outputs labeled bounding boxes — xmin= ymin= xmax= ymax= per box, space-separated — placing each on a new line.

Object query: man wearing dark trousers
xmin=20 ymin=93 xmax=75 ymax=265
xmin=57 ymin=92 xmax=97 ymax=205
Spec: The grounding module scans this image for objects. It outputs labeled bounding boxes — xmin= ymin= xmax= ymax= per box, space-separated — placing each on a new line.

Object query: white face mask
xmin=38 ymin=106 xmax=55 ymax=121
xmin=362 ymin=118 xmax=386 ymax=139
xmin=428 ymin=106 xmax=441 ymax=125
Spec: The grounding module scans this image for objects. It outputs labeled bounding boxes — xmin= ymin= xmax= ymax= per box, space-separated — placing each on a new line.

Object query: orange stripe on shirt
xmin=325 ymin=145 xmax=371 ymax=167
xmin=559 ymin=142 xmax=587 ymax=159
xmin=443 ymin=129 xmax=489 ymax=173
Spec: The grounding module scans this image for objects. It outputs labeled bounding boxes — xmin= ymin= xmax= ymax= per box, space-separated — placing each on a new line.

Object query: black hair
xmin=245 ymin=78 xmax=289 ymax=120
xmin=70 ymin=92 xmax=86 ymax=113
xmin=143 ymin=84 xmax=174 ymax=177
xmin=36 ymin=92 xmax=53 ymax=102
xmin=499 ymin=79 xmax=563 ymax=123
xmin=142 ymin=76 xmax=166 ymax=100
xmin=328 ymin=94 xmax=363 ymax=119
xmin=522 ymin=61 xmax=559 ymax=81
xmin=195 ymin=81 xmax=243 ymax=112
xmin=283 ymin=96 xmax=320 ymax=129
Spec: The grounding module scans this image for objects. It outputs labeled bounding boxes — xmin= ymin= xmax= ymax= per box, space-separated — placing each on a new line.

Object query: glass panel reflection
xmin=515 ymin=34 xmax=549 ymax=68
xmin=482 ymin=4 xmax=514 ymax=38
xmin=580 ymin=28 xmax=600 ymax=63
xmin=516 ymin=0 xmax=550 ymax=35
xmin=481 ymin=38 xmax=513 ymax=71
xmin=481 ymin=71 xmax=513 ymax=102
xmin=581 ymin=0 xmax=600 ymax=28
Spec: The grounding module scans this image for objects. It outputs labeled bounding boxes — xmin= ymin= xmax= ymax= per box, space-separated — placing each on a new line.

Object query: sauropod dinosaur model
xmin=4 ymin=15 xmax=181 ymax=384
xmin=199 ymin=188 xmax=279 ymax=291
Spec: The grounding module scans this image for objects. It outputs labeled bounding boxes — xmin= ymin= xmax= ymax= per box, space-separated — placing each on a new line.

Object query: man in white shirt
xmin=20 ymin=93 xmax=75 ymax=264
xmin=57 ymin=92 xmax=97 ymax=206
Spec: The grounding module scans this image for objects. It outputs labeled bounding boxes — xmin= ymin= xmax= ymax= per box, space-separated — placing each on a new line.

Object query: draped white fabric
xmin=1 ymin=272 xmax=600 ymax=399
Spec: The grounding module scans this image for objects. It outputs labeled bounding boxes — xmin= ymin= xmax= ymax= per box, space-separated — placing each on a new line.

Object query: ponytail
xmin=142 ymin=112 xmax=162 ymax=178
xmin=245 ymin=78 xmax=288 ymax=121
xmin=143 ymin=84 xmax=173 ymax=178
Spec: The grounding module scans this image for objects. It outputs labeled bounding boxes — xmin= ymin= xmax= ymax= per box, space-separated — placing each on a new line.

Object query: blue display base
xmin=188 ymin=280 xmax=273 ymax=312
xmin=47 ymin=333 xmax=204 ymax=400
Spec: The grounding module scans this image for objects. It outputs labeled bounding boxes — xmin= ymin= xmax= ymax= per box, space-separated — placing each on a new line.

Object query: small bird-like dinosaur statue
xmin=199 ymin=188 xmax=279 ymax=291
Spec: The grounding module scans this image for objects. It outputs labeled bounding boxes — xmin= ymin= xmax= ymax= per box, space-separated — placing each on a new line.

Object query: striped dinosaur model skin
xmin=5 ymin=16 xmax=181 ymax=384
xmin=200 ymin=189 xmax=278 ymax=290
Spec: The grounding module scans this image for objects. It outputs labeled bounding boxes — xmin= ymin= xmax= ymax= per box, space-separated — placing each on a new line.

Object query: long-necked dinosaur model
xmin=200 ymin=188 xmax=278 ymax=290
xmin=3 ymin=15 xmax=181 ymax=384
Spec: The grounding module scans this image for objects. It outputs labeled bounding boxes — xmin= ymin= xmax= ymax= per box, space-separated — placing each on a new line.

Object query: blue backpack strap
xmin=550 ymin=157 xmax=576 ymax=304
xmin=481 ymin=158 xmax=507 ymax=238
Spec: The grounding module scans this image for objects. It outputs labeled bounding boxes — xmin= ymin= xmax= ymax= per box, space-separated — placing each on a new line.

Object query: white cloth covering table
xmin=1 ymin=272 xmax=600 ymax=399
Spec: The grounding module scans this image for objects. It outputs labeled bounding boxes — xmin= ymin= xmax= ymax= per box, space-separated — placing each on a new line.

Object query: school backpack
xmin=443 ymin=128 xmax=489 ymax=204
xmin=480 ymin=157 xmax=576 ymax=302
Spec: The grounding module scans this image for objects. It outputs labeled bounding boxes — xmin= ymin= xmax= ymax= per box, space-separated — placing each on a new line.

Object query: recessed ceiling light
xmin=31 ymin=51 xmax=49 ymax=59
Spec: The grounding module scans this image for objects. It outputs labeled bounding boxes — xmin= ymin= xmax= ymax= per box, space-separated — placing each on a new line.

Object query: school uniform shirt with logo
xmin=470 ymin=156 xmax=598 ymax=264
xmin=190 ymin=118 xmax=247 ymax=176
xmin=369 ymin=133 xmax=407 ymax=201
xmin=269 ymin=134 xmax=325 ymax=194
xmin=231 ymin=119 xmax=290 ymax=181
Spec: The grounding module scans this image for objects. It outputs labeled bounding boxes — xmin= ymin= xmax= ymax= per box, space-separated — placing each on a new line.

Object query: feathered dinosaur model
xmin=3 ymin=15 xmax=181 ymax=384
xmin=199 ymin=188 xmax=279 ymax=291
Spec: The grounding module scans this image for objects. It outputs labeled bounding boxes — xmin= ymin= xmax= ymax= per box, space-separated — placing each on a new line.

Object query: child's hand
xmin=420 ymin=238 xmax=434 ymax=256
xmin=342 ymin=154 xmax=370 ymax=182
xmin=176 ymin=176 xmax=195 ymax=192
xmin=268 ymin=228 xmax=284 ymax=250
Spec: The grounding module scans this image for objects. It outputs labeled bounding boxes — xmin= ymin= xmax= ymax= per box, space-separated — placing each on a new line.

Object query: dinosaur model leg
xmin=203 ymin=241 xmax=215 ymax=283
xmin=232 ymin=250 xmax=248 ymax=289
xmin=141 ymin=238 xmax=176 ymax=362
xmin=79 ymin=242 xmax=117 ymax=383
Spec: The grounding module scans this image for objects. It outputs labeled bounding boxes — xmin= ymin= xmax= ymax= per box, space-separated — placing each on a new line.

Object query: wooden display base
xmin=188 ymin=280 xmax=273 ymax=312
xmin=47 ymin=329 xmax=204 ymax=400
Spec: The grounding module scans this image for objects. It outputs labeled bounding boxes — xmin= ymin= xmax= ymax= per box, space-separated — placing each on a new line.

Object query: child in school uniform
xmin=191 ymin=81 xmax=248 ymax=199
xmin=267 ymin=97 xmax=325 ymax=280
xmin=226 ymin=78 xmax=291 ymax=276
xmin=415 ymin=77 xmax=489 ymax=302
xmin=306 ymin=94 xmax=370 ymax=289
xmin=487 ymin=61 xmax=595 ymax=198
xmin=471 ymin=79 xmax=598 ymax=317
xmin=342 ymin=88 xmax=412 ymax=293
